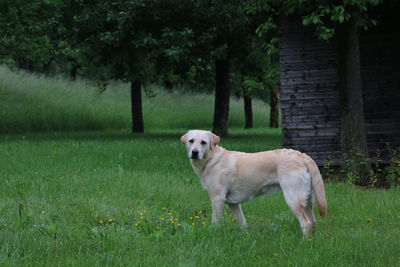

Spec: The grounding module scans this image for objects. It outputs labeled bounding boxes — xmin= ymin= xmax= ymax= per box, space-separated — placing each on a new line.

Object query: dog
xmin=181 ymin=130 xmax=327 ymax=236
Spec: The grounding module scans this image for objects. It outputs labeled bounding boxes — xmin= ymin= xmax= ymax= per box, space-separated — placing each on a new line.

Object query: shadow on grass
xmin=0 ymin=128 xmax=282 ymax=145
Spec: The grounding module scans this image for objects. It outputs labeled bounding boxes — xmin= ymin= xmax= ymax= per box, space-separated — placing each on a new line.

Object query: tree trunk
xmin=269 ymin=90 xmax=280 ymax=128
xmin=242 ymin=86 xmax=253 ymax=129
xmin=213 ymin=59 xmax=230 ymax=136
xmin=70 ymin=64 xmax=80 ymax=80
xmin=336 ymin=11 xmax=371 ymax=185
xmin=67 ymin=58 xmax=80 ymax=80
xmin=164 ymin=78 xmax=173 ymax=93
xmin=16 ymin=57 xmax=34 ymax=72
xmin=42 ymin=58 xmax=54 ymax=74
xmin=131 ymin=80 xmax=144 ymax=133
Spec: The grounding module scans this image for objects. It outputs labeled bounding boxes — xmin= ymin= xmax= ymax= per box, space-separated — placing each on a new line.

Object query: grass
xmin=1 ymin=66 xmax=399 ymax=266
xmin=1 ymin=129 xmax=399 ymax=266
xmin=0 ymin=65 xmax=269 ymax=133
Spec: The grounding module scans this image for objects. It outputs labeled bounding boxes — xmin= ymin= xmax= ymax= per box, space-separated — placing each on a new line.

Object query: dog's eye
xmin=201 ymin=141 xmax=207 ymax=145
xmin=189 ymin=139 xmax=194 ymax=144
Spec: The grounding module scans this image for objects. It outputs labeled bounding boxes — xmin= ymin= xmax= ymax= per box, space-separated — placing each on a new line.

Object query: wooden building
xmin=278 ymin=13 xmax=400 ymax=166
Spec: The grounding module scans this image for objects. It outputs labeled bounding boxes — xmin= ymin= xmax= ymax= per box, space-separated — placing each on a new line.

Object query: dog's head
xmin=181 ymin=130 xmax=220 ymax=160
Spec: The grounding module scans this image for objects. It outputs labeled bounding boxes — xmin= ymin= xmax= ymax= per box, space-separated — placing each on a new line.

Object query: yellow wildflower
xmin=161 ymin=218 xmax=165 ymax=221
xmin=189 ymin=216 xmax=193 ymax=220
xmin=195 ymin=216 xmax=200 ymax=219
xmin=198 ymin=210 xmax=203 ymax=214
xmin=108 ymin=219 xmax=113 ymax=223
xmin=99 ymin=220 xmax=104 ymax=224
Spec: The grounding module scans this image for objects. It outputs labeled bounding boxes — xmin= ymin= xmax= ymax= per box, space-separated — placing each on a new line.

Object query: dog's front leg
xmin=228 ymin=203 xmax=247 ymax=227
xmin=211 ymin=197 xmax=225 ymax=224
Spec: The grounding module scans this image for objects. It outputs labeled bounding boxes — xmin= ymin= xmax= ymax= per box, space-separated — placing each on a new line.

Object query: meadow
xmin=0 ymin=66 xmax=270 ymax=133
xmin=0 ymin=67 xmax=399 ymax=266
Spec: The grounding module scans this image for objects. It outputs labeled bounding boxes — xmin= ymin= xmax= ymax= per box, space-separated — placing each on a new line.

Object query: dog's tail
xmin=305 ymin=156 xmax=327 ymax=217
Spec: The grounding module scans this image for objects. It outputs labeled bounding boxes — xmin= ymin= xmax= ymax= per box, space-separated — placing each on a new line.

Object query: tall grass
xmin=0 ymin=66 xmax=129 ymax=132
xmin=0 ymin=65 xmax=270 ymax=133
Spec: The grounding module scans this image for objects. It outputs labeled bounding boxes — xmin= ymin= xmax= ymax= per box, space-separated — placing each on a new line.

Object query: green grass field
xmin=1 ymin=67 xmax=399 ymax=266
xmin=0 ymin=66 xmax=270 ymax=133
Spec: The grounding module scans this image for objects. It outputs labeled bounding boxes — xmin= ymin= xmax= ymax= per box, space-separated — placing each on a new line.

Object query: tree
xmin=242 ymin=83 xmax=253 ymax=129
xmin=0 ymin=0 xmax=90 ymax=77
xmin=0 ymin=0 xmax=64 ymax=72
xmin=192 ymin=0 xmax=271 ymax=135
xmin=58 ymin=0 xmax=87 ymax=80
xmin=151 ymin=0 xmax=273 ymax=135
xmin=269 ymin=90 xmax=280 ymax=128
xmin=335 ymin=10 xmax=370 ymax=184
xmin=213 ymin=58 xmax=231 ymax=136
xmin=77 ymin=0 xmax=162 ymax=133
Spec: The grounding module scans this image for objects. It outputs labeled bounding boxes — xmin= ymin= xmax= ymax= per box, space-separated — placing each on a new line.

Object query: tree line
xmin=0 ymin=0 xmax=282 ymax=136
xmin=0 ymin=0 xmax=387 ymax=141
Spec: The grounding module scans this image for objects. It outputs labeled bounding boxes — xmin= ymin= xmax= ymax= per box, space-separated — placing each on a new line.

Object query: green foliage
xmin=0 ymin=0 xmax=390 ymax=82
xmin=299 ymin=0 xmax=382 ymax=40
xmin=0 ymin=0 xmax=89 ymax=76
xmin=242 ymin=77 xmax=265 ymax=97
xmin=340 ymin=150 xmax=372 ymax=186
xmin=0 ymin=0 xmax=64 ymax=70
xmin=385 ymin=149 xmax=400 ymax=187
xmin=323 ymin=148 xmax=400 ymax=188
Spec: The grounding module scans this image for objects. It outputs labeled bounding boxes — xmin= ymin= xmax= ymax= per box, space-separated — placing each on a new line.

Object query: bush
xmin=322 ymin=148 xmax=400 ymax=188
xmin=385 ymin=149 xmax=400 ymax=187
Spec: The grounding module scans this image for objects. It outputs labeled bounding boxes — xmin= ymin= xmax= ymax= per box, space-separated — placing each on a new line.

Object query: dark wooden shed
xmin=278 ymin=13 xmax=400 ymax=166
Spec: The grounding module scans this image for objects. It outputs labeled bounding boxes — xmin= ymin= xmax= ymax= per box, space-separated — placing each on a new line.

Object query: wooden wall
xmin=360 ymin=17 xmax=400 ymax=157
xmin=278 ymin=16 xmax=400 ymax=165
xmin=278 ymin=17 xmax=341 ymax=165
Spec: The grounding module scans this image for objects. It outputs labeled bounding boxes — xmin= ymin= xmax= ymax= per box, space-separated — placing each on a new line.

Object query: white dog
xmin=181 ymin=130 xmax=327 ymax=236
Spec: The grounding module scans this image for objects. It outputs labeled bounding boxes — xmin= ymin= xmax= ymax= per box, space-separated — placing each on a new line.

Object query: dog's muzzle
xmin=190 ymin=149 xmax=199 ymax=159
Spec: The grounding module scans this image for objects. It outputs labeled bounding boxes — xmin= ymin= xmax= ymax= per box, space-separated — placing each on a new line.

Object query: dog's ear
xmin=211 ymin=132 xmax=220 ymax=148
xmin=181 ymin=133 xmax=188 ymax=145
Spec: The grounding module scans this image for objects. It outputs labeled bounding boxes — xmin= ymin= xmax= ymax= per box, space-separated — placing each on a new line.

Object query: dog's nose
xmin=191 ymin=150 xmax=199 ymax=159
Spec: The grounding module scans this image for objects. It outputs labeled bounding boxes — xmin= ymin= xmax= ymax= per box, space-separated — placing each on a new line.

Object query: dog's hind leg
xmin=279 ymin=170 xmax=314 ymax=236
xmin=284 ymin=195 xmax=313 ymax=236
xmin=228 ymin=203 xmax=248 ymax=227
xmin=304 ymin=198 xmax=316 ymax=232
